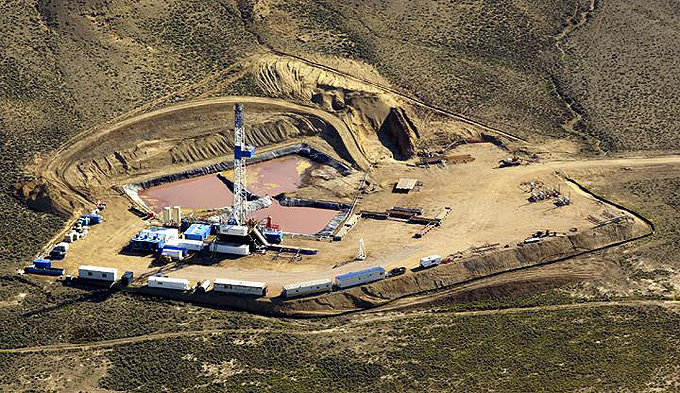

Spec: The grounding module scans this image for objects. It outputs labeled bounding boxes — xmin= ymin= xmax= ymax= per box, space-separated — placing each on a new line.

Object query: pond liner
xmin=132 ymin=143 xmax=351 ymax=190
xmin=271 ymin=195 xmax=351 ymax=237
xmin=316 ymin=210 xmax=351 ymax=237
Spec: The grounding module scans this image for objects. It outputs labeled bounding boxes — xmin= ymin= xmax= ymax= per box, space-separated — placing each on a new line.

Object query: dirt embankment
xmin=124 ymin=219 xmax=648 ymax=317
xmin=272 ymin=220 xmax=648 ymax=316
xmin=19 ymin=97 xmax=377 ymax=215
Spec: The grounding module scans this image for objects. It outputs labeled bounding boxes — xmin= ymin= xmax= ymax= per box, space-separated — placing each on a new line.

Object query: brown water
xmin=139 ymin=174 xmax=232 ymax=210
xmin=138 ymin=156 xmax=338 ymax=234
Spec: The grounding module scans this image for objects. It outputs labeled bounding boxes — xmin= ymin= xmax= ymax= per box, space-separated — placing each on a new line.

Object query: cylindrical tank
xmin=163 ymin=207 xmax=172 ymax=224
xmin=173 ymin=206 xmax=182 ymax=224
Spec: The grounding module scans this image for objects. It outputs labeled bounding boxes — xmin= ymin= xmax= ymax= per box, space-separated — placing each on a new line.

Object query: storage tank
xmin=163 ymin=207 xmax=172 ymax=224
xmin=172 ymin=206 xmax=182 ymax=224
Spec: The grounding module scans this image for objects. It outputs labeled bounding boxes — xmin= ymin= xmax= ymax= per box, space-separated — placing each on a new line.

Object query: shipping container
xmin=419 ymin=255 xmax=442 ymax=269
xmin=33 ymin=259 xmax=51 ymax=269
xmin=213 ymin=278 xmax=266 ymax=296
xmin=209 ymin=242 xmax=250 ymax=256
xmin=148 ymin=276 xmax=191 ymax=291
xmin=184 ymin=224 xmax=211 ymax=241
xmin=78 ymin=265 xmax=118 ymax=282
xmin=283 ymin=279 xmax=332 ymax=298
xmin=335 ymin=266 xmax=386 ymax=289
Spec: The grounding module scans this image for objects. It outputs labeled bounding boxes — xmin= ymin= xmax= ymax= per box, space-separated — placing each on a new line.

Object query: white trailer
xmin=283 ymin=279 xmax=333 ymax=298
xmin=147 ymin=276 xmax=191 ymax=291
xmin=218 ymin=224 xmax=249 ymax=237
xmin=177 ymin=239 xmax=204 ymax=251
xmin=335 ymin=266 xmax=386 ymax=289
xmin=209 ymin=242 xmax=250 ymax=256
xmin=161 ymin=248 xmax=184 ymax=261
xmin=419 ymin=254 xmax=442 ymax=269
xmin=213 ymin=278 xmax=266 ymax=296
xmin=78 ymin=265 xmax=118 ymax=282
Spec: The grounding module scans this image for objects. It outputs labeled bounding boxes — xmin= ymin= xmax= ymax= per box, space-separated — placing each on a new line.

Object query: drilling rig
xmin=219 ymin=103 xmax=255 ymax=237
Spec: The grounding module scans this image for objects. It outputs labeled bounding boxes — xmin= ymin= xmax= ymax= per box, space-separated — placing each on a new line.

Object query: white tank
xmin=163 ymin=207 xmax=172 ymax=224
xmin=172 ymin=206 xmax=182 ymax=224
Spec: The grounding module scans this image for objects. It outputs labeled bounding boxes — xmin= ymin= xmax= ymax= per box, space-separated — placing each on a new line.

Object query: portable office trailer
xmin=184 ymin=224 xmax=211 ymax=241
xmin=209 ymin=242 xmax=250 ymax=256
xmin=78 ymin=265 xmax=118 ymax=282
xmin=335 ymin=267 xmax=386 ymax=289
xmin=419 ymin=254 xmax=442 ymax=269
xmin=147 ymin=276 xmax=191 ymax=291
xmin=213 ymin=279 xmax=266 ymax=296
xmin=283 ymin=278 xmax=332 ymax=298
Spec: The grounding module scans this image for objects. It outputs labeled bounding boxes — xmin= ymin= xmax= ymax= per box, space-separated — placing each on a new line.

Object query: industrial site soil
xmin=3 ymin=0 xmax=680 ymax=391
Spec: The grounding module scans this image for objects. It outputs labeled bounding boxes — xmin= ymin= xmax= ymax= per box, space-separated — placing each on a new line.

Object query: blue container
xmin=33 ymin=259 xmax=51 ymax=269
xmin=264 ymin=229 xmax=284 ymax=244
xmin=184 ymin=224 xmax=211 ymax=241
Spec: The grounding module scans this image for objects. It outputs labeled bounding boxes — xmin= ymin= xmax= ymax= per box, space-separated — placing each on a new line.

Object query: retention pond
xmin=138 ymin=156 xmax=341 ymax=234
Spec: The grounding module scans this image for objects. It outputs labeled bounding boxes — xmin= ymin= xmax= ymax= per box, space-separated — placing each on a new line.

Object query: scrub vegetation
xmin=1 ymin=0 xmax=680 ymax=391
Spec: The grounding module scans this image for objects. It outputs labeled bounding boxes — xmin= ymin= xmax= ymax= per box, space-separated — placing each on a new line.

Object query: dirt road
xmin=3 ymin=299 xmax=678 ymax=354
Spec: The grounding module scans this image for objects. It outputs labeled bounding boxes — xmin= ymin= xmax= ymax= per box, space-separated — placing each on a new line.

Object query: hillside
xmin=2 ymin=0 xmax=680 ymax=391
